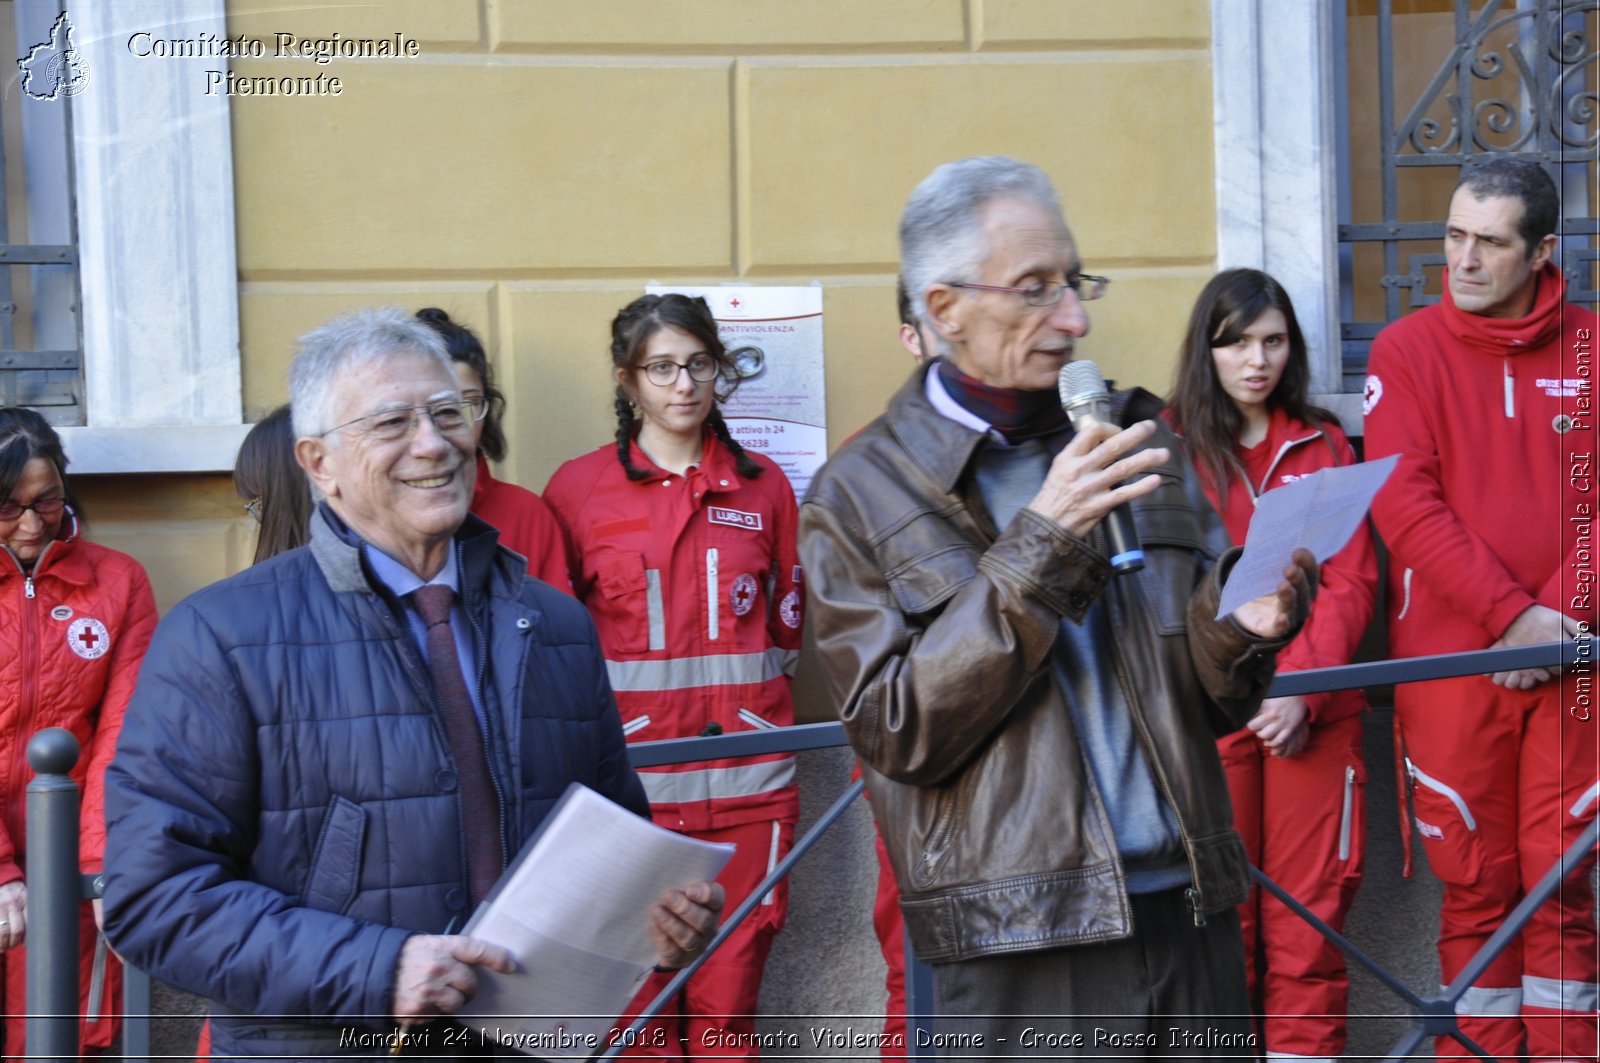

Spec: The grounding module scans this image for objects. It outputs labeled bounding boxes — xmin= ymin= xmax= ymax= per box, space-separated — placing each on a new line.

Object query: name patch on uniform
xmin=708 ymin=507 xmax=763 ymax=531
xmin=1537 ymin=377 xmax=1587 ymax=397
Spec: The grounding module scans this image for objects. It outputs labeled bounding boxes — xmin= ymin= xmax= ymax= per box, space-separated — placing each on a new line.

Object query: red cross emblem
xmin=730 ymin=573 xmax=759 ymax=616
xmin=729 ymin=297 xmax=741 ymax=309
xmin=67 ymin=616 xmax=110 ymax=660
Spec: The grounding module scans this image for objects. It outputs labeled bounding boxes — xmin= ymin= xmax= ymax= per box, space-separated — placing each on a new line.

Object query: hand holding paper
xmin=1217 ymin=454 xmax=1399 ymax=622
xmin=453 ymin=784 xmax=734 ymax=1056
xmin=391 ymin=934 xmax=516 ymax=1024
xmin=1230 ymin=548 xmax=1319 ymax=639
xmin=649 ymin=879 xmax=725 ymax=969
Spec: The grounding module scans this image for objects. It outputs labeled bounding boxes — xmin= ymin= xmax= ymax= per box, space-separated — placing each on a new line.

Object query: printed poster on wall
xmin=646 ymin=285 xmax=826 ymax=502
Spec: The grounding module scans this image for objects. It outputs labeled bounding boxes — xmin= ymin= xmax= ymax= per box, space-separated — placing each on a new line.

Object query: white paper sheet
xmin=1215 ymin=454 xmax=1398 ymax=620
xmin=454 ymin=784 xmax=734 ymax=1056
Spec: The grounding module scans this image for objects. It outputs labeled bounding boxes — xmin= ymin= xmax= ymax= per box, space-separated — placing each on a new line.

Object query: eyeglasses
xmin=321 ymin=400 xmax=477 ymax=443
xmin=640 ymin=356 xmax=720 ymax=387
xmin=0 ymin=495 xmax=66 ymax=522
xmin=460 ymin=392 xmax=490 ymax=419
xmin=947 ymin=274 xmax=1111 ymax=307
xmin=244 ymin=497 xmax=263 ymax=523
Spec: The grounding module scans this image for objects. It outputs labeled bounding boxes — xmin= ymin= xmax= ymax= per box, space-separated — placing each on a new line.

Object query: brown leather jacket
xmin=799 ymin=369 xmax=1294 ymax=963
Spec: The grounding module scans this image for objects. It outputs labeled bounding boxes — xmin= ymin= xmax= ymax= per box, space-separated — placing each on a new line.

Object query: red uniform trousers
xmin=622 ymin=819 xmax=792 ymax=1061
xmin=1220 ymin=713 xmax=1365 ymax=1061
xmin=871 ymin=828 xmax=907 ymax=1063
xmin=0 ymin=900 xmax=119 ymax=1057
xmin=1396 ymin=675 xmax=1598 ymax=1062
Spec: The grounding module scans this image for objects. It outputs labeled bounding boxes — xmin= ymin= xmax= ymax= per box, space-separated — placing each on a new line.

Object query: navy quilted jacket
xmin=103 ymin=508 xmax=648 ymax=1034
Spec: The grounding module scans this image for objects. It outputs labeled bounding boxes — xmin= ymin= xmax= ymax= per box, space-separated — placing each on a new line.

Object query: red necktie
xmin=409 ymin=584 xmax=504 ymax=905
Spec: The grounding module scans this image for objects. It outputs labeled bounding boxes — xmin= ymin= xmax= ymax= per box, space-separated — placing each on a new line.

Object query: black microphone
xmin=1058 ymin=360 xmax=1145 ymax=574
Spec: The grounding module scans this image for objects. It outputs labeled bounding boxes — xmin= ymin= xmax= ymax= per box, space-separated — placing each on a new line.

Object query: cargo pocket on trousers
xmin=1337 ymin=760 xmax=1367 ymax=881
xmin=1404 ymin=756 xmax=1484 ymax=886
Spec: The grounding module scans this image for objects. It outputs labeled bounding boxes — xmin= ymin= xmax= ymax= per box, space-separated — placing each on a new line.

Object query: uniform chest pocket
xmin=595 ymin=551 xmax=665 ymax=653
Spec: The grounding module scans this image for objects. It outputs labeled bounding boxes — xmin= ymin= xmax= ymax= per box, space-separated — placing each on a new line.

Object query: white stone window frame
xmin=1212 ymin=0 xmax=1362 ymax=435
xmin=50 ymin=0 xmax=246 ymax=473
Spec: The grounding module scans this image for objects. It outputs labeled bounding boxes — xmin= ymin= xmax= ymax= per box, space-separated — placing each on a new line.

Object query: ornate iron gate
xmin=1338 ymin=0 xmax=1598 ymax=390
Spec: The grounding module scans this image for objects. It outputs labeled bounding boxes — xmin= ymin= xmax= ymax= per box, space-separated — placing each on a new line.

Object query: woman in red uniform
xmin=1165 ymin=269 xmax=1376 ymax=1062
xmin=545 ymin=293 xmax=801 ymax=1060
xmin=0 ymin=407 xmax=157 ymax=1057
xmin=418 ymin=307 xmax=572 ymax=592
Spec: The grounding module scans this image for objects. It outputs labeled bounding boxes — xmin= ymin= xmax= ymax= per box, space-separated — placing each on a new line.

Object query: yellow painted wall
xmin=80 ymin=1 xmax=1221 ymax=694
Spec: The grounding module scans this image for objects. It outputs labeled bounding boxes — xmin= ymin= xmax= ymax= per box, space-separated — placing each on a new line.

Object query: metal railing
xmin=24 ymin=636 xmax=1598 ymax=1062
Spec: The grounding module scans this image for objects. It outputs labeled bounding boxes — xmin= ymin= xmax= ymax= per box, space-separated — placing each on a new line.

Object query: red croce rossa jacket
xmin=1169 ymin=405 xmax=1378 ymax=725
xmin=1366 ymin=264 xmax=1599 ymax=659
xmin=0 ymin=516 xmax=157 ymax=882
xmin=544 ymin=430 xmax=803 ymax=831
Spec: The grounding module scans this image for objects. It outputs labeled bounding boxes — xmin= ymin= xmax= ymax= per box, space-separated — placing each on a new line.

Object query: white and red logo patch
xmin=779 ymin=589 xmax=801 ymax=629
xmin=708 ymin=507 xmax=763 ymax=531
xmin=1414 ymin=817 xmax=1444 ymax=841
xmin=1363 ymin=374 xmax=1383 ymax=416
xmin=66 ymin=616 xmax=109 ymax=660
xmin=730 ymin=573 xmax=759 ymax=616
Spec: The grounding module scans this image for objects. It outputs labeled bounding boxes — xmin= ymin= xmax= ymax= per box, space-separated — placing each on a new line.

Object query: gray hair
xmin=289 ymin=306 xmax=454 ymax=439
xmin=898 ymin=156 xmax=1062 ymax=354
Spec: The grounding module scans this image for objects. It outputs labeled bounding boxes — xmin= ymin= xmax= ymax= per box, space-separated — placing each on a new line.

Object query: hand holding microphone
xmin=1025 ymin=360 xmax=1166 ymax=572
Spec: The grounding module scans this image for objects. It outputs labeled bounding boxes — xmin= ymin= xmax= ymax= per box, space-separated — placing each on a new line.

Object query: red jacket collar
xmin=625 ymin=427 xmax=741 ymax=489
xmin=470 ymin=452 xmax=495 ymax=511
xmin=0 ymin=510 xmax=85 ymax=584
xmin=1440 ymin=261 xmax=1567 ymax=356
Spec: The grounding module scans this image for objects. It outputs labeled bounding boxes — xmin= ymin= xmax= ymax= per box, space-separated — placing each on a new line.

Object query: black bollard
xmin=25 ymin=727 xmax=80 ymax=1063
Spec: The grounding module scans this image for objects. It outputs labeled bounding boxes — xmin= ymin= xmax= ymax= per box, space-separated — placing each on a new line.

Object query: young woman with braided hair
xmin=544 ymin=293 xmax=801 ymax=1061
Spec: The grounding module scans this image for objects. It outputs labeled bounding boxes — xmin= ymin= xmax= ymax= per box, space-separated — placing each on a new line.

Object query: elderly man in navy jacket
xmin=103 ymin=307 xmax=722 ymax=1059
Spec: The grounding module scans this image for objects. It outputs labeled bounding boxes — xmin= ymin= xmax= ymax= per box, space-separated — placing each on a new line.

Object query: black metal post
xmin=25 ymin=727 xmax=80 ymax=1063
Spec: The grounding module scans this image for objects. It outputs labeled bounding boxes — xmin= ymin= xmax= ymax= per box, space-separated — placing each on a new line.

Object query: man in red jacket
xmin=1365 ymin=157 xmax=1598 ymax=1062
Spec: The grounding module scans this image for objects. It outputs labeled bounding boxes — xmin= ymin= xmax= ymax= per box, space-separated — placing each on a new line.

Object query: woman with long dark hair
xmin=234 ymin=404 xmax=312 ymax=565
xmin=0 ymin=407 xmax=157 ymax=1057
xmin=544 ymin=293 xmax=801 ymax=1060
xmin=1165 ymin=269 xmax=1377 ymax=1060
xmin=417 ymin=308 xmax=571 ymax=592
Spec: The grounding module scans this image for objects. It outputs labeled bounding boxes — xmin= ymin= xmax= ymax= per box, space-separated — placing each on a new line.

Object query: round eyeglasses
xmin=0 ymin=495 xmax=67 ymax=522
xmin=641 ymin=356 xmax=720 ymax=387
xmin=946 ymin=274 xmax=1111 ymax=307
